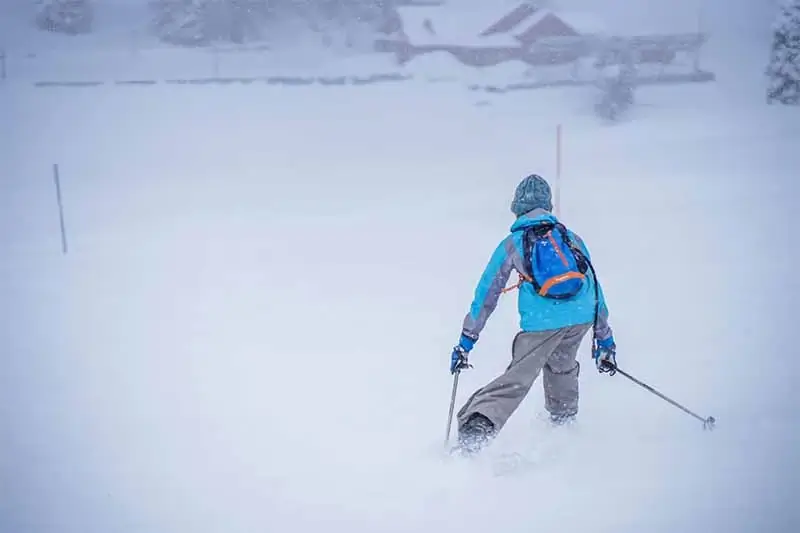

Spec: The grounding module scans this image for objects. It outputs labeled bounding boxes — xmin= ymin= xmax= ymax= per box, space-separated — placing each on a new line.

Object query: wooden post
xmin=555 ymin=124 xmax=562 ymax=217
xmin=53 ymin=164 xmax=68 ymax=254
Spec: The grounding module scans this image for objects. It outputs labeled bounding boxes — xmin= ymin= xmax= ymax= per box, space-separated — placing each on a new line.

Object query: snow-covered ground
xmin=0 ymin=0 xmax=730 ymax=86
xmin=2 ymin=1 xmax=799 ymax=533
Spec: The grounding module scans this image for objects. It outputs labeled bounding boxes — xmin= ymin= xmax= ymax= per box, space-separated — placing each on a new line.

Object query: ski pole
xmin=444 ymin=370 xmax=460 ymax=447
xmin=612 ymin=366 xmax=716 ymax=430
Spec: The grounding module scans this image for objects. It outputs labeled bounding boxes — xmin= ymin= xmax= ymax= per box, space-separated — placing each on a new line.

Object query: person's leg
xmin=455 ymin=328 xmax=567 ymax=452
xmin=542 ymin=323 xmax=592 ymax=424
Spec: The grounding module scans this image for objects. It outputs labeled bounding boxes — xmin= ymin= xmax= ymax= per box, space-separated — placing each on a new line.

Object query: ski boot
xmin=453 ymin=413 xmax=496 ymax=456
xmin=549 ymin=412 xmax=577 ymax=427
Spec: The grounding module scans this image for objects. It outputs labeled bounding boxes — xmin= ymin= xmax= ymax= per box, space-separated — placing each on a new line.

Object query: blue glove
xmin=450 ymin=334 xmax=475 ymax=374
xmin=593 ymin=336 xmax=617 ymax=375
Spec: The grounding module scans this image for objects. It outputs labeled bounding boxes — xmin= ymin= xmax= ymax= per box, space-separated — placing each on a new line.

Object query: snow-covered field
xmin=2 ymin=1 xmax=799 ymax=533
xmin=0 ymin=0 xmax=725 ymax=86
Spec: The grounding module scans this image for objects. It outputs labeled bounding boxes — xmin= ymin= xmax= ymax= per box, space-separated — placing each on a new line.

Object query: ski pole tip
xmin=703 ymin=416 xmax=716 ymax=431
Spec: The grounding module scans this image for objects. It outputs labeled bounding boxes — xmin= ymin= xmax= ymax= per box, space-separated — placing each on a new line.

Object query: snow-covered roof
xmin=396 ymin=2 xmax=608 ymax=47
xmin=588 ymin=5 xmax=703 ymax=37
xmin=396 ymin=4 xmax=521 ymax=46
xmin=507 ymin=9 xmax=607 ymax=44
xmin=544 ymin=11 xmax=607 ymax=36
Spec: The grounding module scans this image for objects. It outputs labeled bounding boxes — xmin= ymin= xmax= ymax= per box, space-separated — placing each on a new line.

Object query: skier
xmin=449 ymin=174 xmax=616 ymax=455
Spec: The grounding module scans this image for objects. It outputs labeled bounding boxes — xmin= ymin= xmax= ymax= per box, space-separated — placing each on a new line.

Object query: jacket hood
xmin=510 ymin=208 xmax=559 ymax=233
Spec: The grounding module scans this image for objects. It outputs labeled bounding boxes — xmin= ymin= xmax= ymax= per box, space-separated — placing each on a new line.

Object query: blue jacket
xmin=461 ymin=209 xmax=612 ymax=341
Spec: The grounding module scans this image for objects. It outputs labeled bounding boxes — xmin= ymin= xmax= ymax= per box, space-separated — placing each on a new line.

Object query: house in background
xmin=374 ymin=0 xmax=711 ymax=86
xmin=396 ymin=1 xmax=604 ymax=45
xmin=481 ymin=3 xmax=595 ymax=43
xmin=377 ymin=1 xmax=605 ymax=67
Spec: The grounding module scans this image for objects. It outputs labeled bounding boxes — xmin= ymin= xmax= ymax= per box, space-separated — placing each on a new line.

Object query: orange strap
xmin=501 ymin=272 xmax=533 ymax=294
xmin=537 ymin=272 xmax=585 ymax=296
xmin=502 ymin=271 xmax=586 ymax=296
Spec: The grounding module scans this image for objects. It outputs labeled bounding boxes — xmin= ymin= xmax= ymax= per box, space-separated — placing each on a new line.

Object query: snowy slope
xmin=2 ymin=1 xmax=799 ymax=533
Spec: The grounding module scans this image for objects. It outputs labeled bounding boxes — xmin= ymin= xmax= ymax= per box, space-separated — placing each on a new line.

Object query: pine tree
xmin=269 ymin=0 xmax=395 ymax=51
xmin=35 ymin=0 xmax=93 ymax=34
xmin=767 ymin=0 xmax=800 ymax=105
xmin=150 ymin=0 xmax=280 ymax=46
xmin=150 ymin=0 xmax=213 ymax=46
xmin=150 ymin=0 xmax=396 ymax=48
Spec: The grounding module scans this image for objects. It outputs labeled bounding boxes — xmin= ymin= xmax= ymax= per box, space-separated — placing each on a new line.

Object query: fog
xmin=1 ymin=1 xmax=798 ymax=532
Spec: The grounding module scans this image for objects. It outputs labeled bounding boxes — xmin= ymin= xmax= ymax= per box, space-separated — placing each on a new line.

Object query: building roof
xmin=395 ymin=1 xmax=608 ymax=47
xmin=481 ymin=2 xmax=539 ymax=36
xmin=395 ymin=4 xmax=521 ymax=46
xmin=514 ymin=9 xmax=607 ymax=38
xmin=516 ymin=12 xmax=580 ymax=43
xmin=576 ymin=3 xmax=702 ymax=37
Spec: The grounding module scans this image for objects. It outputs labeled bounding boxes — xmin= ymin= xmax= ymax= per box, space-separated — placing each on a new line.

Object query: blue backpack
xmin=522 ymin=222 xmax=590 ymax=299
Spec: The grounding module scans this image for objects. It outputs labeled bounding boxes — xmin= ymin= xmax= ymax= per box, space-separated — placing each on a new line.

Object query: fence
xmin=0 ymin=46 xmax=405 ymax=85
xmin=0 ymin=42 xmax=715 ymax=91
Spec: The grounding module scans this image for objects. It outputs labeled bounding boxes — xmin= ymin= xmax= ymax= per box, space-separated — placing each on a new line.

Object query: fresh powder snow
xmin=1 ymin=1 xmax=798 ymax=532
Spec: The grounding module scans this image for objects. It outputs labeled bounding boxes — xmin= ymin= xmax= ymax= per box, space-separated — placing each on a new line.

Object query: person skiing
xmin=449 ymin=174 xmax=616 ymax=455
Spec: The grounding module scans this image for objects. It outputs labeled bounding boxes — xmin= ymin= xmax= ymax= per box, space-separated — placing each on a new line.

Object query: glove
xmin=593 ymin=336 xmax=617 ymax=375
xmin=450 ymin=334 xmax=475 ymax=374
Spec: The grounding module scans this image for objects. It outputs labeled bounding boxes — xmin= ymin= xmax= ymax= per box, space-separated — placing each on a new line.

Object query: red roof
xmin=481 ymin=4 xmax=583 ymax=44
xmin=516 ymin=12 xmax=580 ymax=44
xmin=480 ymin=3 xmax=538 ymax=37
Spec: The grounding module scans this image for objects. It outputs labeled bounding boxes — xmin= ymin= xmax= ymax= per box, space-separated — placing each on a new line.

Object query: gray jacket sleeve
xmin=461 ymin=236 xmax=524 ymax=341
xmin=592 ymin=282 xmax=613 ymax=342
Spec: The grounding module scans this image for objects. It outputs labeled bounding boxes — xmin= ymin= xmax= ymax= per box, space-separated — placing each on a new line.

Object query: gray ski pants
xmin=456 ymin=323 xmax=592 ymax=432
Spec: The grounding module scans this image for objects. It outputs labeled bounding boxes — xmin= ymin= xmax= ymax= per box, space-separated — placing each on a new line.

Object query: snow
xmin=394 ymin=3 xmax=608 ymax=47
xmin=0 ymin=0 xmax=156 ymax=53
xmin=2 ymin=47 xmax=404 ymax=83
xmin=558 ymin=0 xmax=705 ymax=36
xmin=2 ymin=1 xmax=800 ymax=533
xmin=520 ymin=9 xmax=608 ymax=37
xmin=396 ymin=3 xmax=521 ymax=46
xmin=403 ymin=51 xmax=532 ymax=84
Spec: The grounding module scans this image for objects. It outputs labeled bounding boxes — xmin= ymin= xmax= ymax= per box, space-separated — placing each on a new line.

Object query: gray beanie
xmin=510 ymin=174 xmax=553 ymax=216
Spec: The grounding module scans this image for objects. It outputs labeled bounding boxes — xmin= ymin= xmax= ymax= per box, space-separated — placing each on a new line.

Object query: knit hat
xmin=510 ymin=174 xmax=553 ymax=216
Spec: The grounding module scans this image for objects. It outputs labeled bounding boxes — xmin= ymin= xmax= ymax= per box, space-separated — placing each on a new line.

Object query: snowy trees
xmin=276 ymin=0 xmax=396 ymax=52
xmin=593 ymin=44 xmax=637 ymax=121
xmin=150 ymin=0 xmax=275 ymax=46
xmin=767 ymin=0 xmax=800 ymax=105
xmin=150 ymin=0 xmax=204 ymax=46
xmin=35 ymin=0 xmax=93 ymax=34
xmin=149 ymin=0 xmax=396 ymax=49
xmin=290 ymin=0 xmax=395 ymax=50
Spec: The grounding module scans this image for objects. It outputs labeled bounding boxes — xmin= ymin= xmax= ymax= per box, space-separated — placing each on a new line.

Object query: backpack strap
xmin=546 ymin=224 xmax=603 ymax=346
xmin=585 ymin=258 xmax=602 ymax=353
xmin=565 ymin=228 xmax=601 ymax=351
xmin=521 ymin=222 xmax=556 ymax=294
xmin=554 ymin=223 xmax=590 ymax=274
xmin=500 ymin=272 xmax=533 ymax=294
